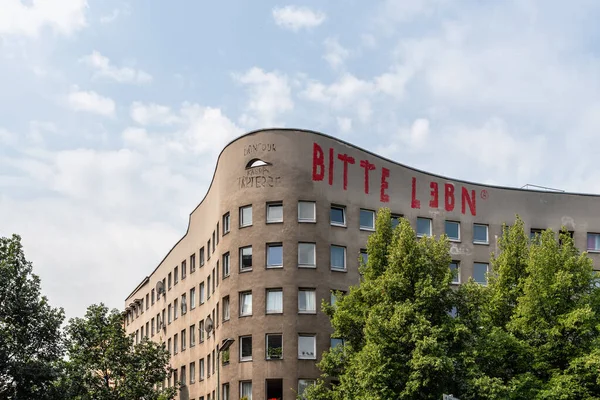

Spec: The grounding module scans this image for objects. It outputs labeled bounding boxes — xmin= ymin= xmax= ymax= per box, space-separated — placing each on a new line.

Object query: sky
xmin=1 ymin=0 xmax=600 ymax=320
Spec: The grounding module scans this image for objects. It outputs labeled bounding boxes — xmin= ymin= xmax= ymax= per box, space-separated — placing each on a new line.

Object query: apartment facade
xmin=123 ymin=128 xmax=600 ymax=400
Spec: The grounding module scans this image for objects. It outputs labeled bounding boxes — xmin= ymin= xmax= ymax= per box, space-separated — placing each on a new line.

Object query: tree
xmin=304 ymin=211 xmax=600 ymax=400
xmin=0 ymin=234 xmax=65 ymax=399
xmin=61 ymin=303 xmax=178 ymax=400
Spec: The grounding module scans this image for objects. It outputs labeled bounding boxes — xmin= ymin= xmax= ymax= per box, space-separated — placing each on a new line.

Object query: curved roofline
xmin=125 ymin=127 xmax=600 ymax=300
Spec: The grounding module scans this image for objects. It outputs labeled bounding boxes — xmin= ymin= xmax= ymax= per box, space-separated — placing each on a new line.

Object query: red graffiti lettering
xmin=360 ymin=160 xmax=376 ymax=194
xmin=312 ymin=143 xmax=324 ymax=181
xmin=429 ymin=181 xmax=439 ymax=208
xmin=337 ymin=153 xmax=355 ymax=190
xmin=380 ymin=167 xmax=390 ymax=203
xmin=411 ymin=177 xmax=421 ymax=209
xmin=328 ymin=148 xmax=334 ymax=185
xmin=461 ymin=187 xmax=476 ymax=216
xmin=444 ymin=183 xmax=455 ymax=212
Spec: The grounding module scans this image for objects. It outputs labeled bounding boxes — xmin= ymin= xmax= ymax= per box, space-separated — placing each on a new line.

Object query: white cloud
xmin=81 ymin=51 xmax=152 ymax=84
xmin=323 ymin=37 xmax=350 ymax=69
xmin=67 ymin=87 xmax=116 ymax=116
xmin=130 ymin=102 xmax=179 ymax=125
xmin=234 ymin=67 xmax=293 ymax=127
xmin=272 ymin=5 xmax=326 ymax=31
xmin=337 ymin=117 xmax=352 ymax=134
xmin=0 ymin=0 xmax=87 ymax=37
xmin=100 ymin=5 xmax=131 ymax=24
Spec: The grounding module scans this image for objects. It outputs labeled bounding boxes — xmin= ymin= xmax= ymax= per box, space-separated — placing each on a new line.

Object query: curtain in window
xmin=588 ymin=234 xmax=600 ymax=250
xmin=241 ymin=382 xmax=252 ymax=399
xmin=299 ymin=291 xmax=315 ymax=311
xmin=241 ymin=294 xmax=252 ymax=315
xmin=267 ymin=291 xmax=282 ymax=312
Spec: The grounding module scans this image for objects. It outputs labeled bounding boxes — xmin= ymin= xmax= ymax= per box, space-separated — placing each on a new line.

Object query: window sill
xmin=298 ymin=265 xmax=316 ymax=269
xmin=360 ymin=227 xmax=375 ymax=232
xmin=448 ymin=238 xmax=461 ymax=243
xmin=240 ymin=268 xmax=253 ymax=273
xmin=587 ymin=250 xmax=600 ymax=253
xmin=239 ymin=224 xmax=253 ymax=229
xmin=240 ymin=314 xmax=252 ymax=318
xmin=266 ymin=358 xmax=283 ymax=361
xmin=223 ymin=231 xmax=230 ymax=237
xmin=266 ymin=265 xmax=283 ymax=269
xmin=266 ymin=312 xmax=283 ymax=315
xmin=416 ymin=234 xmax=432 ymax=238
xmin=299 ymin=311 xmax=317 ymax=315
xmin=266 ymin=220 xmax=283 ymax=224
xmin=298 ymin=357 xmax=317 ymax=360
xmin=331 ymin=268 xmax=347 ymax=273
xmin=240 ymin=359 xmax=252 ymax=363
xmin=330 ymin=223 xmax=347 ymax=228
xmin=298 ymin=219 xmax=317 ymax=223
xmin=473 ymin=241 xmax=489 ymax=245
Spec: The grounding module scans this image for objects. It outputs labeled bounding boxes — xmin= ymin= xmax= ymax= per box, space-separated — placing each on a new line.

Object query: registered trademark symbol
xmin=480 ymin=190 xmax=489 ymax=200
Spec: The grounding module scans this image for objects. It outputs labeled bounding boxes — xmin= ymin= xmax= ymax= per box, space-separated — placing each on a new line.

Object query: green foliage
xmin=305 ymin=211 xmax=600 ymax=400
xmin=60 ymin=303 xmax=178 ymax=400
xmin=0 ymin=234 xmax=65 ymax=400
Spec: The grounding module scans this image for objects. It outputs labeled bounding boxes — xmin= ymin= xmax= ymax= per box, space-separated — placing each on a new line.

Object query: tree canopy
xmin=304 ymin=210 xmax=600 ymax=400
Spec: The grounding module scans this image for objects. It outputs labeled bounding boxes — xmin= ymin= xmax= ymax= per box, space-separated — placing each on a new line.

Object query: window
xmin=267 ymin=202 xmax=283 ymax=223
xmin=180 ymin=365 xmax=186 ymax=386
xmin=298 ymin=289 xmax=316 ymax=314
xmin=266 ymin=334 xmax=283 ymax=360
xmin=416 ymin=217 xmax=432 ymax=237
xmin=330 ymin=338 xmax=344 ymax=348
xmin=182 ymin=261 xmax=187 ymax=280
xmin=145 ymin=322 xmax=149 ymax=337
xmin=240 ymin=291 xmax=252 ymax=316
xmin=216 ymin=262 xmax=219 ymax=287
xmin=207 ymin=239 xmax=211 ymax=259
xmin=174 ymin=266 xmax=179 ymax=285
xmin=530 ymin=228 xmax=543 ymax=244
xmin=199 ymin=358 xmax=205 ymax=380
xmin=298 ymin=201 xmax=316 ymax=222
xmin=330 ymin=205 xmax=346 ymax=226
xmin=168 ymin=272 xmax=172 ymax=289
xmin=199 ymin=282 xmax=205 ymax=304
xmin=266 ymin=379 xmax=283 ymax=400
xmin=200 ymin=247 xmax=205 ymax=266
xmin=173 ymin=333 xmax=178 ymax=354
xmin=298 ymin=379 xmax=316 ymax=399
xmin=240 ymin=246 xmax=252 ymax=272
xmin=190 ymin=288 xmax=196 ymax=310
xmin=181 ymin=329 xmax=186 ymax=351
xmin=266 ymin=243 xmax=283 ymax=268
xmin=190 ymin=325 xmax=196 ymax=347
xmin=588 ymin=233 xmax=600 ymax=251
xmin=151 ymin=289 xmax=155 ymax=305
xmin=222 ymin=383 xmax=230 ymax=400
xmin=211 ymin=268 xmax=215 ymax=293
xmin=559 ymin=230 xmax=575 ymax=246
xmin=223 ymin=212 xmax=230 ymax=234
xmin=298 ymin=242 xmax=316 ymax=268
xmin=167 ymin=338 xmax=172 ymax=354
xmin=151 ymin=318 xmax=155 ymax=336
xmin=212 ymin=231 xmax=215 ymax=252
xmin=298 ymin=334 xmax=316 ymax=359
xmin=240 ymin=205 xmax=252 ymax=227
xmin=240 ymin=381 xmax=252 ymax=400
xmin=266 ymin=289 xmax=283 ymax=314
xmin=174 ymin=299 xmax=178 ymax=319
xmin=240 ymin=336 xmax=252 ymax=361
xmin=474 ymin=262 xmax=488 ymax=285
xmin=207 ymin=276 xmax=211 ymax=299
xmin=450 ymin=261 xmax=460 ymax=284
xmin=222 ymin=296 xmax=230 ymax=321
xmin=359 ymin=209 xmax=375 ymax=230
xmin=445 ymin=221 xmax=460 ymax=241
xmin=181 ymin=293 xmax=187 ymax=315
xmin=330 ymin=290 xmax=345 ymax=306
xmin=222 ymin=252 xmax=230 ymax=277
xmin=207 ymin=354 xmax=211 ymax=377
xmin=212 ymin=349 xmax=216 ymax=374
xmin=199 ymin=320 xmax=205 ymax=343
xmin=360 ymin=249 xmax=368 ymax=266
xmin=190 ymin=253 xmax=196 ymax=273
xmin=391 ymin=214 xmax=403 ymax=229
xmin=473 ymin=224 xmax=489 ymax=244
xmin=145 ymin=294 xmax=149 ymax=310
xmin=190 ymin=362 xmax=196 ymax=384
xmin=168 ymin=304 xmax=172 ymax=324
xmin=330 ymin=245 xmax=346 ymax=271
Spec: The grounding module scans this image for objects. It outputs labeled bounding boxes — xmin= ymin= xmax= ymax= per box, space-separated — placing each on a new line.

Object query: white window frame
xmin=330 ymin=205 xmax=346 ymax=227
xmin=450 ymin=261 xmax=460 ymax=284
xmin=298 ymin=289 xmax=317 ymax=314
xmin=240 ymin=381 xmax=252 ymax=400
xmin=330 ymin=245 xmax=346 ymax=271
xmin=190 ymin=288 xmax=196 ymax=310
xmin=416 ymin=217 xmax=432 ymax=237
xmin=240 ymin=291 xmax=252 ymax=317
xmin=298 ymin=242 xmax=316 ymax=268
xmin=222 ymin=252 xmax=230 ymax=277
xmin=240 ymin=336 xmax=252 ymax=362
xmin=266 ymin=202 xmax=283 ymax=223
xmin=190 ymin=324 xmax=196 ymax=347
xmin=298 ymin=379 xmax=316 ymax=399
xmin=222 ymin=296 xmax=230 ymax=321
xmin=199 ymin=358 xmax=205 ymax=380
xmin=587 ymin=233 xmax=600 ymax=252
xmin=266 ymin=289 xmax=283 ymax=314
xmin=298 ymin=201 xmax=316 ymax=223
xmin=266 ymin=243 xmax=283 ymax=269
xmin=239 ymin=205 xmax=252 ymax=227
xmin=473 ymin=262 xmax=489 ymax=285
xmin=240 ymin=246 xmax=253 ymax=272
xmin=223 ymin=212 xmax=230 ymax=234
xmin=199 ymin=320 xmax=205 ymax=343
xmin=190 ymin=362 xmax=196 ymax=384
xmin=445 ymin=220 xmax=461 ymax=242
xmin=266 ymin=333 xmax=283 ymax=360
xmin=359 ymin=209 xmax=375 ymax=231
xmin=298 ymin=334 xmax=316 ymax=360
xmin=473 ymin=224 xmax=489 ymax=244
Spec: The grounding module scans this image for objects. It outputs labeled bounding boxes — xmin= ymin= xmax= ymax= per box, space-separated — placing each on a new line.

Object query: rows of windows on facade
xmin=125 ymin=201 xmax=600 ymax=327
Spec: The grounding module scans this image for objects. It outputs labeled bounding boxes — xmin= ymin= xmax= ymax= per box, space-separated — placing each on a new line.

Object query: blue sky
xmin=2 ymin=0 xmax=600 ymax=319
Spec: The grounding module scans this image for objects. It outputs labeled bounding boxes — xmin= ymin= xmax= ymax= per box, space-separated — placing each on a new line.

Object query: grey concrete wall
xmin=124 ymin=128 xmax=600 ymax=400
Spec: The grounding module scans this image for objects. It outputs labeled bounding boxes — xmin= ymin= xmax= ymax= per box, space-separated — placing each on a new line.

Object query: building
xmin=123 ymin=128 xmax=600 ymax=400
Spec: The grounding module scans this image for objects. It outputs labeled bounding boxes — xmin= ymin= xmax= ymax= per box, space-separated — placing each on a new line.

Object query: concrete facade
xmin=123 ymin=128 xmax=600 ymax=400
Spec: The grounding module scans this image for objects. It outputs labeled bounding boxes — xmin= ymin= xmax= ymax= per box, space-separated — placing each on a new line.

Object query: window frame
xmin=473 ymin=262 xmax=489 ymax=285
xmin=450 ymin=261 xmax=460 ymax=284
xmin=445 ymin=220 xmax=461 ymax=242
xmin=359 ymin=209 xmax=376 ymax=231
xmin=298 ymin=288 xmax=317 ymax=314
xmin=266 ymin=202 xmax=284 ymax=223
xmin=222 ymin=252 xmax=230 ymax=278
xmin=588 ymin=233 xmax=600 ymax=252
xmin=239 ymin=205 xmax=253 ymax=228
xmin=240 ymin=246 xmax=253 ymax=272
xmin=266 ymin=288 xmax=283 ymax=314
xmin=266 ymin=333 xmax=283 ymax=360
xmin=473 ymin=224 xmax=489 ymax=245
xmin=239 ymin=336 xmax=252 ymax=362
xmin=222 ymin=295 xmax=230 ymax=322
xmin=222 ymin=212 xmax=230 ymax=235
xmin=266 ymin=243 xmax=283 ymax=269
xmin=416 ymin=217 xmax=433 ymax=237
xmin=330 ymin=245 xmax=347 ymax=272
xmin=240 ymin=291 xmax=252 ymax=317
xmin=330 ymin=205 xmax=346 ymax=227
xmin=298 ymin=242 xmax=316 ymax=268
xmin=298 ymin=334 xmax=316 ymax=360
xmin=298 ymin=201 xmax=316 ymax=223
